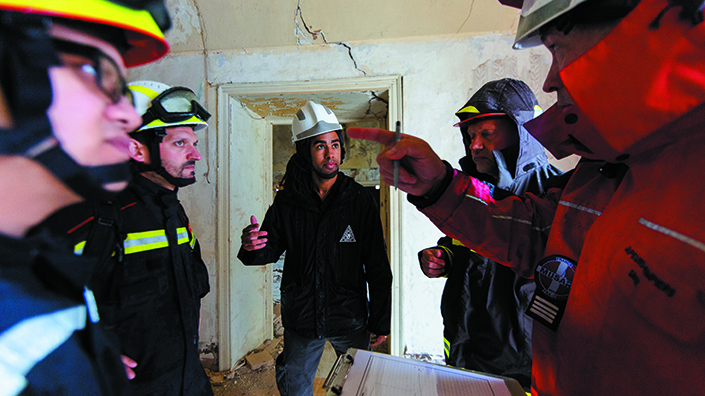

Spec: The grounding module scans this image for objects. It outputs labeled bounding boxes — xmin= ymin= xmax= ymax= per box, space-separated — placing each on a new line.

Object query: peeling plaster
xmin=135 ymin=31 xmax=555 ymax=360
xmin=166 ymin=0 xmax=202 ymax=45
xmin=237 ymin=98 xmax=346 ymax=118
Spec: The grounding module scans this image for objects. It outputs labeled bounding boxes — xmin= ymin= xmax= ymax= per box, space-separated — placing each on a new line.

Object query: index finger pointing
xmin=347 ymin=127 xmax=398 ymax=147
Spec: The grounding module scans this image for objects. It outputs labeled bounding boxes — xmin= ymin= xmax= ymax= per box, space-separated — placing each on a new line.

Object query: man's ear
xmin=128 ymin=139 xmax=150 ymax=164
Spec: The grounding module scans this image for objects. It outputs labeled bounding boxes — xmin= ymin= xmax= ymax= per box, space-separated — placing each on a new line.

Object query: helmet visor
xmin=143 ymin=86 xmax=211 ymax=125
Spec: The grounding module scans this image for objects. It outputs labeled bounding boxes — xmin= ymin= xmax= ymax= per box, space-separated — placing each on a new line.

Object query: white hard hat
xmin=512 ymin=0 xmax=638 ymax=49
xmin=513 ymin=0 xmax=590 ymax=49
xmin=291 ymin=101 xmax=342 ymax=143
xmin=128 ymin=80 xmax=210 ymax=132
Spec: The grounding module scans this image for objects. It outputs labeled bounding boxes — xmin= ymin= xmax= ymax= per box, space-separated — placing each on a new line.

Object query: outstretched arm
xmin=348 ymin=126 xmax=561 ymax=277
xmin=347 ymin=127 xmax=448 ymax=197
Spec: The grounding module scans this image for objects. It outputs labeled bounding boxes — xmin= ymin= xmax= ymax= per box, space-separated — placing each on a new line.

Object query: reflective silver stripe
xmin=639 ymin=218 xmax=705 ymax=253
xmin=559 ymin=200 xmax=602 ymax=216
xmin=123 ymin=230 xmax=168 ymax=254
xmin=0 ymin=305 xmax=87 ymax=395
xmin=491 ymin=215 xmax=552 ymax=232
xmin=176 ymin=227 xmax=189 ymax=245
xmin=294 ymin=121 xmax=342 ymax=141
xmin=465 ymin=194 xmax=489 ymax=205
xmin=84 ymin=288 xmax=100 ymax=324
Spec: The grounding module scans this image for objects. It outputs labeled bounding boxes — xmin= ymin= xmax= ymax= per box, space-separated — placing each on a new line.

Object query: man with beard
xmin=238 ymin=101 xmax=392 ymax=396
xmin=65 ymin=80 xmax=213 ymax=395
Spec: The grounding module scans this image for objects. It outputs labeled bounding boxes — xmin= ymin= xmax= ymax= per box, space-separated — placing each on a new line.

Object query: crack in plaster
xmin=294 ymin=1 xmax=368 ymax=76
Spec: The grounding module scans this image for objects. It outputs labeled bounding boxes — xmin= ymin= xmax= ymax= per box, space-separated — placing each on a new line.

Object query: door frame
xmin=216 ymin=75 xmax=404 ymax=370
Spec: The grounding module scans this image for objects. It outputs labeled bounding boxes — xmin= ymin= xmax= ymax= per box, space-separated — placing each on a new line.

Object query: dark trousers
xmin=275 ymin=328 xmax=370 ymax=396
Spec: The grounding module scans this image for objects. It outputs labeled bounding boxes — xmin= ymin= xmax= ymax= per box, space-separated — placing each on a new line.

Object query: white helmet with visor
xmin=129 ymin=80 xmax=210 ymax=132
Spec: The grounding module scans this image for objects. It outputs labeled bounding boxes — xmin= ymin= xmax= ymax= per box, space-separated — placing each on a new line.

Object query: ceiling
xmin=234 ymin=90 xmax=389 ymax=121
xmin=164 ymin=0 xmax=521 ymax=53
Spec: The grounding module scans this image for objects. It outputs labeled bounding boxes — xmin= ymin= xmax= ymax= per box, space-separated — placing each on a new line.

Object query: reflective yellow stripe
xmin=128 ymin=84 xmax=160 ymax=100
xmin=144 ymin=116 xmax=207 ymax=130
xmin=450 ymin=238 xmax=478 ymax=253
xmin=123 ymin=230 xmax=168 ymax=254
xmin=443 ymin=336 xmax=450 ymax=358
xmin=176 ymin=227 xmax=189 ymax=245
xmin=456 ymin=105 xmax=480 ymax=114
xmin=74 ymin=241 xmax=86 ymax=256
xmin=0 ymin=0 xmax=164 ymax=43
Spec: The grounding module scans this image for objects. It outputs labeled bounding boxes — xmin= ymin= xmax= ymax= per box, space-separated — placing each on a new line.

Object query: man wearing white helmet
xmin=348 ymin=0 xmax=705 ymax=394
xmin=0 ymin=1 xmax=170 ymax=395
xmin=238 ymin=101 xmax=392 ymax=396
xmin=63 ymin=81 xmax=213 ymax=395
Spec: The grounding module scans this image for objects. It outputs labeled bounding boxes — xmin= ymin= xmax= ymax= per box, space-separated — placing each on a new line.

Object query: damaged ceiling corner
xmin=237 ymin=91 xmax=389 ymax=121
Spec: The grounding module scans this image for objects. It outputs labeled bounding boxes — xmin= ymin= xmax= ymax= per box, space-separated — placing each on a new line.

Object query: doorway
xmin=215 ymin=76 xmax=404 ymax=371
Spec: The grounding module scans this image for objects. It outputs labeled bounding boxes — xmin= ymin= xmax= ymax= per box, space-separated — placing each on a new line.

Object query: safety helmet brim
xmin=291 ymin=101 xmax=343 ymax=143
xmin=512 ymin=0 xmax=589 ymax=49
xmin=129 ymin=83 xmax=211 ymax=131
xmin=0 ymin=0 xmax=169 ymax=66
xmin=140 ymin=115 xmax=208 ymax=131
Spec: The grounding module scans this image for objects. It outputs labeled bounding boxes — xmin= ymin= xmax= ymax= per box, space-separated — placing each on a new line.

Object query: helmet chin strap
xmin=157 ymin=167 xmax=195 ymax=187
xmin=34 ymin=143 xmax=132 ymax=201
xmin=0 ymin=12 xmax=130 ymax=201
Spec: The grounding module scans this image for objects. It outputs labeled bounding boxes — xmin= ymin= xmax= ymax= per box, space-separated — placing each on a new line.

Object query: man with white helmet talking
xmin=63 ymin=80 xmax=213 ymax=395
xmin=238 ymin=101 xmax=392 ymax=396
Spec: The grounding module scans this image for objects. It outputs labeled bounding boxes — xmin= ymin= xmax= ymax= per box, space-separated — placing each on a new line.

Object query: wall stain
xmin=237 ymin=97 xmax=347 ymax=118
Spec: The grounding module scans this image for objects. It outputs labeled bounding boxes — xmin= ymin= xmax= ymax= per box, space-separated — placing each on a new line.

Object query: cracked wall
xmin=129 ymin=30 xmax=556 ymax=364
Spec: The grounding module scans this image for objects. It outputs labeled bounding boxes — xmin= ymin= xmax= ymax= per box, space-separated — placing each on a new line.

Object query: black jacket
xmin=428 ymin=155 xmax=560 ymax=390
xmin=0 ymin=210 xmax=128 ymax=396
xmin=67 ymin=176 xmax=212 ymax=396
xmin=238 ymin=173 xmax=392 ymax=338
xmin=418 ymin=79 xmax=562 ymax=390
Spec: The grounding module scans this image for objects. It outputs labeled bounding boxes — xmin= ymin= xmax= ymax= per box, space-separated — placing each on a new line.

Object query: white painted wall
xmin=129 ymin=32 xmax=555 ymax=363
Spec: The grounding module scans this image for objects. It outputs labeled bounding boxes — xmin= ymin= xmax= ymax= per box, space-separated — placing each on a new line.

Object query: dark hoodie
xmin=421 ymin=78 xmax=561 ymax=390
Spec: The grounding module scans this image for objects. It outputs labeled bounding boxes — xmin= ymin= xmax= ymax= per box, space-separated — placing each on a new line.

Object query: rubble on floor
xmin=207 ymin=335 xmax=284 ymax=396
xmin=273 ymin=303 xmax=284 ymax=337
xmin=207 ymin=303 xmax=285 ymax=395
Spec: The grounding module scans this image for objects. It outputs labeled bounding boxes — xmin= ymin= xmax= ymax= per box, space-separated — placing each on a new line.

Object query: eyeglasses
xmin=51 ymin=38 xmax=132 ymax=105
xmin=141 ymin=86 xmax=212 ymax=125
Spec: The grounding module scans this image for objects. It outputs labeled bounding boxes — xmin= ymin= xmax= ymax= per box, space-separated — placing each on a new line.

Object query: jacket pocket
xmin=606 ymin=218 xmax=705 ymax=343
xmin=279 ymin=280 xmax=298 ymax=327
xmin=118 ymin=273 xmax=169 ymax=308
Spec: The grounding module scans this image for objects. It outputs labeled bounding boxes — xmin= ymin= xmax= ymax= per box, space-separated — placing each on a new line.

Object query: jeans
xmin=275 ymin=327 xmax=370 ymax=396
